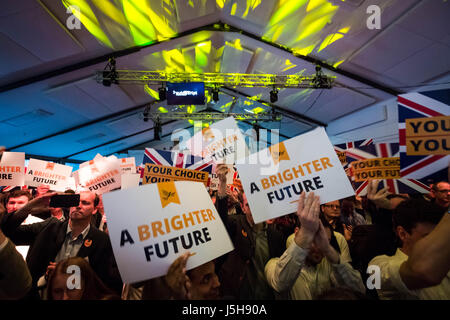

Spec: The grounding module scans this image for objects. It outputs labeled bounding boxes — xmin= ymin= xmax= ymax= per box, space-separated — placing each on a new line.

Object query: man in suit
xmin=4 ymin=191 xmax=122 ymax=298
xmin=0 ymin=200 xmax=32 ymax=299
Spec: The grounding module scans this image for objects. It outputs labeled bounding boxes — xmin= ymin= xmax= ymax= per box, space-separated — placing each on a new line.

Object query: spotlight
xmin=102 ymin=71 xmax=111 ymax=87
xmin=158 ymin=86 xmax=166 ymax=101
xmin=154 ymin=119 xmax=162 ymax=140
xmin=212 ymin=88 xmax=219 ymax=103
xmin=102 ymin=57 xmax=118 ymax=87
xmin=270 ymin=88 xmax=278 ymax=103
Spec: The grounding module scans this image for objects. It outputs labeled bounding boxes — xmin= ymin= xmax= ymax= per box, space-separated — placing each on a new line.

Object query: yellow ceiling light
xmin=195 ymin=41 xmax=212 ymax=70
xmin=92 ymin=0 xmax=127 ymax=25
xmin=231 ymin=2 xmax=237 ymax=15
xmin=216 ymin=0 xmax=226 ymax=9
xmin=123 ymin=0 xmax=157 ymax=46
xmin=293 ymin=44 xmax=315 ymax=56
xmin=144 ymin=85 xmax=160 ymax=99
xmin=317 ymin=32 xmax=344 ymax=52
xmin=62 ymin=0 xmax=112 ymax=48
xmin=226 ymin=39 xmax=244 ymax=51
xmin=283 ymin=59 xmax=297 ymax=72
xmin=271 ymin=25 xmax=285 ymax=43
xmin=338 ymin=26 xmax=351 ymax=34
xmin=307 ymin=0 xmax=328 ymax=12
xmin=251 ymin=106 xmax=266 ymax=114
xmin=333 ymin=59 xmax=345 ymax=68
xmin=269 ymin=0 xmax=308 ymax=26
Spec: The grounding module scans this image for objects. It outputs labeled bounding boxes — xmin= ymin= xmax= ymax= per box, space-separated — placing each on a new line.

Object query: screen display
xmin=166 ymin=82 xmax=205 ymax=105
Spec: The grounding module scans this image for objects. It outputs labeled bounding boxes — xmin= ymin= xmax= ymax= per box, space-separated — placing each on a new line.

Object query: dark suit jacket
xmin=4 ymin=214 xmax=122 ymax=295
xmin=216 ymin=196 xmax=290 ymax=299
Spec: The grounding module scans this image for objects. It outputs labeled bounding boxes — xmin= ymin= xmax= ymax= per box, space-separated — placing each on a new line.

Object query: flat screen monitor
xmin=166 ymin=82 xmax=205 ymax=105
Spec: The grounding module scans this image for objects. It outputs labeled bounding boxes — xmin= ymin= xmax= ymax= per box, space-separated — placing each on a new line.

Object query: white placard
xmin=209 ymin=164 xmax=236 ymax=191
xmin=185 ymin=117 xmax=249 ymax=164
xmin=121 ymin=173 xmax=141 ymax=190
xmin=0 ymin=152 xmax=25 ymax=187
xmin=77 ymin=155 xmax=121 ymax=194
xmin=235 ymin=127 xmax=355 ymax=223
xmin=25 ymin=159 xmax=73 ymax=191
xmin=102 ymin=181 xmax=234 ymax=283
xmin=119 ymin=157 xmax=136 ymax=174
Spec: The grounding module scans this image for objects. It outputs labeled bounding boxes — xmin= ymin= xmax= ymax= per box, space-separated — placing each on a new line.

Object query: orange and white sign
xmin=0 ymin=152 xmax=25 ymax=187
xmin=185 ymin=117 xmax=249 ymax=164
xmin=102 ymin=181 xmax=234 ymax=283
xmin=120 ymin=157 xmax=136 ymax=174
xmin=77 ymin=155 xmax=121 ymax=194
xmin=235 ymin=127 xmax=354 ymax=223
xmin=25 ymin=159 xmax=73 ymax=191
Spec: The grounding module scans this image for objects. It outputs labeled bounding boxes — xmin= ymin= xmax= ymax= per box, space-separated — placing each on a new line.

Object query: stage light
xmin=102 ymin=71 xmax=111 ymax=87
xmin=158 ymin=86 xmax=166 ymax=101
xmin=154 ymin=119 xmax=162 ymax=140
xmin=212 ymin=88 xmax=219 ymax=102
xmin=270 ymin=88 xmax=278 ymax=103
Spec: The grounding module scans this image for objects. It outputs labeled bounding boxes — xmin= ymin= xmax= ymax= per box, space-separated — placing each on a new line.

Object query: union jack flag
xmin=334 ymin=139 xmax=374 ymax=170
xmin=398 ymin=90 xmax=449 ymax=182
xmin=140 ymin=148 xmax=214 ymax=185
xmin=337 ymin=141 xmax=430 ymax=195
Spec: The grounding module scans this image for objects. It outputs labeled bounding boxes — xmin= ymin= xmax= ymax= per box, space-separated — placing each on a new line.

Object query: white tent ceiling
xmin=1 ymin=0 xmax=449 ymax=163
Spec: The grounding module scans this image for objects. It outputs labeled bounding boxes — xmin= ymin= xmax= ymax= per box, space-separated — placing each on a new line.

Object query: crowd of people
xmin=0 ymin=158 xmax=449 ymax=300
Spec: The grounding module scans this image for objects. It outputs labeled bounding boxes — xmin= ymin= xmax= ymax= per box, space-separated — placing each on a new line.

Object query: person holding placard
xmin=265 ymin=192 xmax=365 ymax=300
xmin=0 ymin=201 xmax=32 ymax=299
xmin=215 ymin=164 xmax=290 ymax=300
xmin=141 ymin=252 xmax=221 ymax=300
xmin=2 ymin=191 xmax=122 ymax=299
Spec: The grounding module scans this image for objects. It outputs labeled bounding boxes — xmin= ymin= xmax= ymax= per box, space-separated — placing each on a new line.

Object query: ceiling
xmin=1 ymin=0 xmax=449 ymax=164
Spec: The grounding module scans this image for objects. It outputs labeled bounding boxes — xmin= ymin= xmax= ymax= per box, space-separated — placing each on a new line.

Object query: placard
xmin=121 ymin=173 xmax=141 ymax=190
xmin=143 ymin=163 xmax=209 ymax=186
xmin=405 ymin=116 xmax=450 ymax=155
xmin=235 ymin=127 xmax=354 ymax=223
xmin=120 ymin=157 xmax=136 ymax=174
xmin=25 ymin=159 xmax=73 ymax=191
xmin=185 ymin=117 xmax=249 ymax=164
xmin=0 ymin=152 xmax=25 ymax=187
xmin=77 ymin=155 xmax=121 ymax=194
xmin=102 ymin=181 xmax=234 ymax=283
xmin=351 ymin=157 xmax=400 ymax=182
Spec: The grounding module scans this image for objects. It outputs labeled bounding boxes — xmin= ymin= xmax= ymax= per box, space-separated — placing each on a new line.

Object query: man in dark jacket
xmin=3 ymin=191 xmax=122 ymax=298
xmin=215 ymin=164 xmax=292 ymax=300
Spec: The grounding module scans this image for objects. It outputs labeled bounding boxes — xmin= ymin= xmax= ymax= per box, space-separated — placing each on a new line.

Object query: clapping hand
xmin=294 ymin=192 xmax=320 ymax=249
xmin=367 ymin=180 xmax=391 ymax=209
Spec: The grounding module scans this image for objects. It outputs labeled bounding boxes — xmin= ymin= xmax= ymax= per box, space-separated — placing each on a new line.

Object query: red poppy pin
xmin=241 ymin=229 xmax=247 ymax=237
xmin=84 ymin=239 xmax=92 ymax=247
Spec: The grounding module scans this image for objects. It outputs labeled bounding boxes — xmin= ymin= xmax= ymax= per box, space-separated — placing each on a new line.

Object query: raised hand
xmin=314 ymin=222 xmax=340 ymax=264
xmin=165 ymin=252 xmax=192 ymax=300
xmin=342 ymin=224 xmax=353 ymax=241
xmin=367 ymin=180 xmax=391 ymax=209
xmin=294 ymin=192 xmax=320 ymax=249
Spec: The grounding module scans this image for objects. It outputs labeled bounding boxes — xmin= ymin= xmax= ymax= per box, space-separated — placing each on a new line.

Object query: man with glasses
xmin=430 ymin=181 xmax=449 ymax=210
xmin=321 ymin=200 xmax=352 ymax=241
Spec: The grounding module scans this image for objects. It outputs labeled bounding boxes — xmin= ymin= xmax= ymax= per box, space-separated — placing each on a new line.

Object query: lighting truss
xmin=142 ymin=112 xmax=282 ymax=122
xmin=95 ymin=70 xmax=335 ymax=89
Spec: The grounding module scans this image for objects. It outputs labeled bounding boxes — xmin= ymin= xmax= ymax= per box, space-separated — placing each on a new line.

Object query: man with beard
xmin=3 ymin=191 xmax=122 ymax=298
xmin=265 ymin=192 xmax=365 ymax=299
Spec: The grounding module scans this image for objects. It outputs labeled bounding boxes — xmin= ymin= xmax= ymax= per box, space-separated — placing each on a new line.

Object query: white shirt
xmin=265 ymin=232 xmax=365 ymax=299
xmin=16 ymin=215 xmax=44 ymax=260
xmin=369 ymin=248 xmax=450 ymax=300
